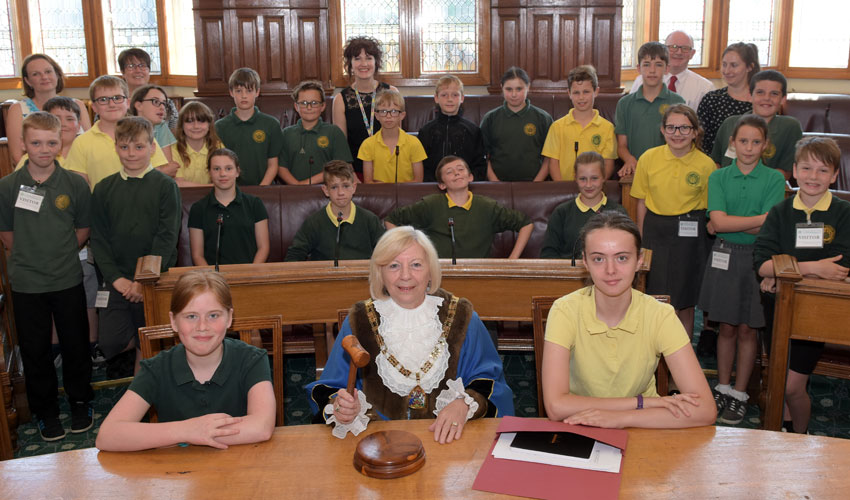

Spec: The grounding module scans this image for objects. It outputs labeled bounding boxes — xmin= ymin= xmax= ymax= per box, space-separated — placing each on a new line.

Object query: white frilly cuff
xmin=324 ymin=390 xmax=372 ymax=439
xmin=433 ymin=377 xmax=479 ymax=421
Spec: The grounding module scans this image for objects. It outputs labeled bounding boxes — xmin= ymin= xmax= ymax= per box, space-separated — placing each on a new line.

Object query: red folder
xmin=472 ymin=416 xmax=628 ymax=500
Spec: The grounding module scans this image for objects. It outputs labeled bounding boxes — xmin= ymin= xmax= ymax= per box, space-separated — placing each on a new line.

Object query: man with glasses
xmin=278 ymin=80 xmax=352 ymax=185
xmin=630 ymin=30 xmax=714 ymax=111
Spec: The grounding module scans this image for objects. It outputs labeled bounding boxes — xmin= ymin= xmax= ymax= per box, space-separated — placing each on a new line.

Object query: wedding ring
xmin=334 ymin=403 xmax=340 ymax=412
xmin=451 ymin=422 xmax=458 ymax=426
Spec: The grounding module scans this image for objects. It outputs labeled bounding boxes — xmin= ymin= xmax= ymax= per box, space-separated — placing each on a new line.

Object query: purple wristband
xmin=636 ymin=394 xmax=644 ymax=409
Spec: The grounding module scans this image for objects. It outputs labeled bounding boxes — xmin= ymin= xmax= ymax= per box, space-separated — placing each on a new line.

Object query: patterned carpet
xmin=12 ymin=333 xmax=850 ymax=458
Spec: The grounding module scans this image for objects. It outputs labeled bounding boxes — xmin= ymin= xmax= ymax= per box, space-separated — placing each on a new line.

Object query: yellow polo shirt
xmin=357 ymin=128 xmax=427 ymax=183
xmin=630 ymin=144 xmax=715 ymax=215
xmin=446 ymin=192 xmax=474 ymax=210
xmin=65 ymin=121 xmax=168 ymax=190
xmin=545 ymin=286 xmax=690 ymax=398
xmin=576 ymin=194 xmax=608 ymax=212
xmin=792 ymin=190 xmax=832 ymax=220
xmin=325 ymin=201 xmax=356 ymax=226
xmin=541 ymin=109 xmax=617 ymax=180
xmin=175 ymin=142 xmax=222 ymax=184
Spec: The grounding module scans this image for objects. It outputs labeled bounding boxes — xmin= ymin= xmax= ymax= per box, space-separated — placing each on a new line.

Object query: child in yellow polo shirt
xmin=542 ymin=65 xmax=617 ymax=180
xmin=358 ymin=90 xmax=426 ymax=183
xmin=174 ymin=101 xmax=221 ymax=186
xmin=631 ymin=104 xmax=715 ymax=340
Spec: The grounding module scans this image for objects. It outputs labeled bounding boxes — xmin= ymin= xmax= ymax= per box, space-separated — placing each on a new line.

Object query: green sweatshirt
xmin=540 ymin=199 xmax=627 ymax=259
xmin=285 ymin=204 xmax=385 ymax=261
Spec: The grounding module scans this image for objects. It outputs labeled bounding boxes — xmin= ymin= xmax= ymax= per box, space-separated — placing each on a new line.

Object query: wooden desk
xmin=2 ymin=419 xmax=848 ymax=498
xmin=765 ymin=255 xmax=850 ymax=430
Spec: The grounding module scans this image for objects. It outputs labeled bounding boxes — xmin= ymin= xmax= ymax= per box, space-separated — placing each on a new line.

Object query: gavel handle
xmin=347 ymin=363 xmax=357 ymax=396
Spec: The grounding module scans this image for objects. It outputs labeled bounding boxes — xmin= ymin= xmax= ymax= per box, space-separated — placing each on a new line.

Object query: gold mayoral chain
xmin=365 ymin=296 xmax=458 ymax=410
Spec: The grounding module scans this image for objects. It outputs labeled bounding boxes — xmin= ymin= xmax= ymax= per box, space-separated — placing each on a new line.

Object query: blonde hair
xmin=375 ymin=89 xmax=405 ymax=111
xmin=115 ymin=116 xmax=154 ymax=144
xmin=170 ymin=270 xmax=233 ymax=314
xmin=435 ymin=75 xmax=463 ymax=95
xmin=22 ymin=111 xmax=61 ymax=137
xmin=89 ymin=75 xmax=128 ymax=102
xmin=369 ymin=226 xmax=441 ymax=300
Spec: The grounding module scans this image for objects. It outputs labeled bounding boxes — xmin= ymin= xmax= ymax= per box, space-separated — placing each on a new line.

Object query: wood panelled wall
xmin=193 ymin=0 xmax=622 ymax=96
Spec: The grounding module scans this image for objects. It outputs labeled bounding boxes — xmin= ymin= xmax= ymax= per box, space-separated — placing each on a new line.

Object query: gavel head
xmin=342 ymin=335 xmax=371 ymax=367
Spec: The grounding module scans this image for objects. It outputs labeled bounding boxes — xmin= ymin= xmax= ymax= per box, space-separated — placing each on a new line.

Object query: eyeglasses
xmin=295 ymin=100 xmax=322 ymax=108
xmin=126 ymin=63 xmax=149 ymax=70
xmin=666 ymin=44 xmax=693 ymax=53
xmin=376 ymin=109 xmax=402 ymax=117
xmin=664 ymin=124 xmax=694 ymax=134
xmin=93 ymin=95 xmax=128 ymax=105
xmin=140 ymin=98 xmax=167 ymax=108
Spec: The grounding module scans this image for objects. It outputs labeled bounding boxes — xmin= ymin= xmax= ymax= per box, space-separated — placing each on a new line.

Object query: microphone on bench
xmin=394 ymin=145 xmax=400 ymax=184
xmin=215 ymin=213 xmax=224 ymax=272
xmin=334 ymin=211 xmax=343 ymax=268
xmin=571 ymin=237 xmax=580 ymax=267
xmin=308 ymin=156 xmax=315 ymax=185
xmin=448 ymin=217 xmax=456 ymax=265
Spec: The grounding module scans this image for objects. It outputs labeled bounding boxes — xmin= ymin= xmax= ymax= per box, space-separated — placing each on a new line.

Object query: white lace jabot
xmin=373 ymin=295 xmax=449 ymax=397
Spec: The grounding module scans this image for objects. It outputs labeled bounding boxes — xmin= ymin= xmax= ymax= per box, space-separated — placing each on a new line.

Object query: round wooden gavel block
xmin=353 ymin=430 xmax=426 ymax=479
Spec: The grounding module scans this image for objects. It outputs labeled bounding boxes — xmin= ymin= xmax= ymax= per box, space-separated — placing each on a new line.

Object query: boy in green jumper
xmin=214 ymin=68 xmax=284 ymax=186
xmin=285 ymin=161 xmax=384 ymax=261
xmin=754 ymin=136 xmax=850 ymax=434
xmin=711 ymin=70 xmax=802 ymax=181
xmin=278 ymin=80 xmax=352 ymax=185
xmin=385 ymin=156 xmax=533 ymax=258
xmin=0 ymin=112 xmax=94 ymax=441
xmin=91 ymin=117 xmax=181 ymax=378
xmin=615 ymin=42 xmax=685 ymax=177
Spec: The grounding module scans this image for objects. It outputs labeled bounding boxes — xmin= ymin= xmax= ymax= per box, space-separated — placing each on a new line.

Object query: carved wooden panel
xmin=262 ymin=13 xmax=289 ymax=88
xmin=490 ymin=7 xmax=525 ymax=93
xmin=291 ymin=9 xmax=331 ymax=87
xmin=585 ymin=6 xmax=621 ymax=92
xmin=232 ymin=12 xmax=261 ymax=73
xmin=194 ymin=10 xmax=229 ymax=94
xmin=526 ymin=8 xmax=581 ymax=92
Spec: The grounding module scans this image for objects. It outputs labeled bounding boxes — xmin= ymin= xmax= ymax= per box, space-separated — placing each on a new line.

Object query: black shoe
xmin=91 ymin=344 xmax=106 ymax=365
xmin=106 ymin=350 xmax=135 ymax=380
xmin=38 ymin=416 xmax=66 ymax=442
xmin=70 ymin=402 xmax=94 ymax=433
xmin=697 ymin=329 xmax=718 ymax=358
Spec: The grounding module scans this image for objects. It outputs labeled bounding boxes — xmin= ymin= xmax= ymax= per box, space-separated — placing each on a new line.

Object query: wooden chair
xmin=138 ymin=315 xmax=285 ymax=426
xmin=531 ymin=295 xmax=671 ymax=418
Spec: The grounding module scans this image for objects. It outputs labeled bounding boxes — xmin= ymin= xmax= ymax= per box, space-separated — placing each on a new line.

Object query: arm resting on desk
xmin=542 ymin=342 xmax=715 ymax=428
xmin=95 ymin=382 xmax=275 ymax=452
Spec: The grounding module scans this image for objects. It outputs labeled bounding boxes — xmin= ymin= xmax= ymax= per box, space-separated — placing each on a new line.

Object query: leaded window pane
xmin=0 ymin=0 xmax=14 ymax=77
xmin=621 ymin=0 xmax=638 ymax=69
xmin=420 ymin=0 xmax=477 ymax=73
xmin=104 ymin=0 xmax=161 ymax=74
xmin=659 ymin=0 xmax=706 ymax=66
xmin=728 ymin=0 xmax=775 ymax=66
xmin=28 ymin=0 xmax=88 ymax=76
xmin=789 ymin=0 xmax=850 ymax=68
xmin=342 ymin=0 xmax=401 ymax=73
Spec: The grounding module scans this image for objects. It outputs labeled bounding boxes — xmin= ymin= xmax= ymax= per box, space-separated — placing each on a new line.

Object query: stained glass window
xmin=28 ymin=0 xmax=88 ymax=76
xmin=420 ymin=0 xmax=477 ymax=73
xmin=727 ymin=0 xmax=775 ymax=66
xmin=0 ymin=0 xmax=15 ymax=77
xmin=621 ymin=0 xmax=638 ymax=69
xmin=658 ymin=0 xmax=706 ymax=66
xmin=103 ymin=0 xmax=161 ymax=75
xmin=789 ymin=0 xmax=850 ymax=68
xmin=341 ymin=0 xmax=401 ymax=73
xmin=164 ymin=0 xmax=196 ymax=75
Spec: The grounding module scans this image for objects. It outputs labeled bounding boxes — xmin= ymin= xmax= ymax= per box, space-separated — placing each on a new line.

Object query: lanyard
xmin=354 ymin=88 xmax=376 ymax=137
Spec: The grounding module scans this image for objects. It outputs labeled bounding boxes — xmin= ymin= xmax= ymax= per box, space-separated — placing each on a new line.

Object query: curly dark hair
xmin=343 ymin=37 xmax=384 ymax=77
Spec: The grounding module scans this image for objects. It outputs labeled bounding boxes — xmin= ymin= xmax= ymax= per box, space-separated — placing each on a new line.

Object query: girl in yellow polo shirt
xmin=630 ymin=104 xmax=715 ymax=340
xmin=174 ymin=102 xmax=221 ymax=186
xmin=541 ymin=212 xmax=715 ymax=428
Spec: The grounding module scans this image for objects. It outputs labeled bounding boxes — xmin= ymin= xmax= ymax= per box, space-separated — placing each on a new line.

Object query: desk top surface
xmin=2 ymin=419 xmax=849 ymax=499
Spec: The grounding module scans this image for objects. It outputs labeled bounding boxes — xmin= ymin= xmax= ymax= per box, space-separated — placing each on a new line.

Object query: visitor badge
xmin=15 ymin=185 xmax=44 ymax=213
xmin=95 ymin=291 xmax=109 ymax=308
xmin=711 ymin=247 xmax=731 ymax=270
xmin=723 ymin=144 xmax=737 ymax=160
xmin=796 ymin=222 xmax=824 ymax=248
xmin=678 ymin=220 xmax=699 ymax=238
xmin=79 ymin=247 xmax=88 ymax=261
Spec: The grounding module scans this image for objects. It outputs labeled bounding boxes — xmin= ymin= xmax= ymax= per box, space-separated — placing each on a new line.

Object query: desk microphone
xmin=334 ymin=211 xmax=343 ymax=267
xmin=394 ymin=145 xmax=400 ymax=184
xmin=215 ymin=213 xmax=224 ymax=272
xmin=570 ymin=237 xmax=580 ymax=267
xmin=448 ymin=217 xmax=456 ymax=265
xmin=308 ymin=156 xmax=315 ymax=185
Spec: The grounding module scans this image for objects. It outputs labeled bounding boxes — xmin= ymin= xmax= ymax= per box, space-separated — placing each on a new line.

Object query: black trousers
xmin=13 ymin=283 xmax=93 ymax=418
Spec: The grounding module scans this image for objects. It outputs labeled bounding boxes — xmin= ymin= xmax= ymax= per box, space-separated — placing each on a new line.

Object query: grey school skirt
xmin=642 ymin=210 xmax=711 ymax=310
xmin=698 ymin=238 xmax=765 ymax=328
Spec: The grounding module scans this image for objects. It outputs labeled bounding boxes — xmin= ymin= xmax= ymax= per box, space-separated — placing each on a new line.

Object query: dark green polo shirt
xmin=707 ymin=160 xmax=786 ymax=244
xmin=129 ymin=338 xmax=271 ymax=422
xmin=279 ymin=119 xmax=352 ymax=181
xmin=0 ymin=162 xmax=91 ymax=293
xmin=614 ymin=85 xmax=686 ymax=160
xmin=215 ymin=107 xmax=284 ymax=186
xmin=188 ymin=187 xmax=269 ymax=265
xmin=480 ymin=100 xmax=553 ymax=181
xmin=711 ymin=114 xmax=803 ymax=172
xmin=284 ymin=202 xmax=385 ymax=261
xmin=540 ymin=198 xmax=627 ymax=258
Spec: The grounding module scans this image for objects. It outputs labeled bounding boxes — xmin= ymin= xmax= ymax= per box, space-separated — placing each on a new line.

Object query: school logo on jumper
xmin=686 ymin=172 xmax=701 ymax=186
xmin=317 ymin=136 xmax=330 ymax=148
xmin=523 ymin=123 xmax=537 ymax=136
xmin=824 ymin=224 xmax=836 ymax=244
xmin=54 ymin=194 xmax=70 ymax=210
xmin=252 ymin=130 xmax=266 ymax=143
xmin=592 ymin=134 xmax=602 ymax=146
xmin=763 ymin=142 xmax=776 ymax=159
xmin=659 ymin=104 xmax=670 ymax=116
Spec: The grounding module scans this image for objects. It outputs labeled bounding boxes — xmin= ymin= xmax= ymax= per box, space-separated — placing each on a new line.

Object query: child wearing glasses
xmin=173 ymin=102 xmax=222 ymax=186
xmin=66 ymin=76 xmax=168 ymax=189
xmin=131 ymin=84 xmax=178 ymax=177
xmin=630 ymin=104 xmax=716 ymax=340
xmin=278 ymin=80 xmax=352 ymax=185
xmin=358 ymin=90 xmax=426 ymax=183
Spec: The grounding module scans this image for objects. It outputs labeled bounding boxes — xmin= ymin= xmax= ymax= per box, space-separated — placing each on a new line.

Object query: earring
xmin=426 ymin=280 xmax=432 ymax=293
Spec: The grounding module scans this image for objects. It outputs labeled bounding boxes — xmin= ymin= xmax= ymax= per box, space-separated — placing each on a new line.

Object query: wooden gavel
xmin=342 ymin=335 xmax=370 ymax=396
